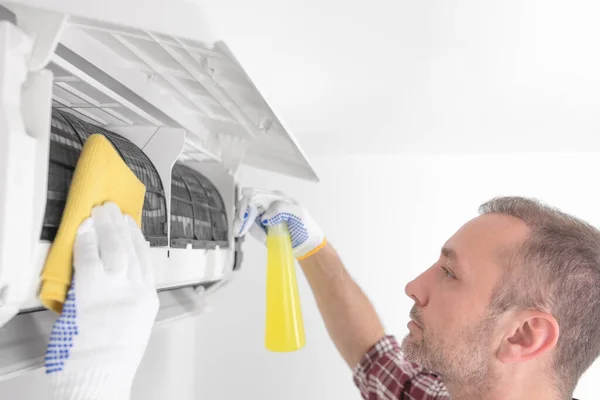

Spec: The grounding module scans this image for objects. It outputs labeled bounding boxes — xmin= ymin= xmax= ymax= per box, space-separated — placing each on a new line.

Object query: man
xmin=235 ymin=193 xmax=597 ymax=400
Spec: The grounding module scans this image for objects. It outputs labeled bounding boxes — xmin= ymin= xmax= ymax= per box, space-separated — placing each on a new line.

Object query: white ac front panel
xmin=50 ymin=12 xmax=318 ymax=181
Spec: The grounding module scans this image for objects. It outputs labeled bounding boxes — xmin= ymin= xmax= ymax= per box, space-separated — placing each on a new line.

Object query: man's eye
xmin=441 ymin=266 xmax=455 ymax=279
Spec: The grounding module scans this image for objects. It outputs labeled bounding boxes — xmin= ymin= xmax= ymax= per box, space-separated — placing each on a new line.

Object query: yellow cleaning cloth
xmin=40 ymin=134 xmax=146 ymax=313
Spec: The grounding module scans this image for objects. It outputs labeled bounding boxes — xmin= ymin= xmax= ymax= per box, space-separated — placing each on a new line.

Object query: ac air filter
xmin=170 ymin=163 xmax=229 ymax=249
xmin=43 ymin=109 xmax=168 ymax=246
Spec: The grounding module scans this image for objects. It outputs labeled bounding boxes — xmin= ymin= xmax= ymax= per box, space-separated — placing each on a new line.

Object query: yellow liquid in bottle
xmin=265 ymin=223 xmax=306 ymax=352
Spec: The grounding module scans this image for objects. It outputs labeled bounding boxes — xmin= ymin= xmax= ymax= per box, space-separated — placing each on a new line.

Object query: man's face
xmin=401 ymin=213 xmax=530 ymax=387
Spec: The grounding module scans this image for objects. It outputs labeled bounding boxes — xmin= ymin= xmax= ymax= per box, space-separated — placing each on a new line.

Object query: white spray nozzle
xmin=235 ymin=187 xmax=290 ymax=236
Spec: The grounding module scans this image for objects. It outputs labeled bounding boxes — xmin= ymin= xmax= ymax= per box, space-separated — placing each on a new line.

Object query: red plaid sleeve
xmin=353 ymin=335 xmax=450 ymax=399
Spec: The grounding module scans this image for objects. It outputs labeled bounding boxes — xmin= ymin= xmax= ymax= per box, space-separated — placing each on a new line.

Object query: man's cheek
xmin=434 ymin=308 xmax=471 ymax=337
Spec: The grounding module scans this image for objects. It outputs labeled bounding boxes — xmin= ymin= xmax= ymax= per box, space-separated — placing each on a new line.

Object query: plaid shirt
xmin=353 ymin=335 xmax=450 ymax=399
xmin=353 ymin=336 xmax=582 ymax=400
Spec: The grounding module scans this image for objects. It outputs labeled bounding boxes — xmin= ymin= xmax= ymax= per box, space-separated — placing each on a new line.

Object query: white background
xmin=3 ymin=0 xmax=600 ymax=398
xmin=3 ymin=154 xmax=600 ymax=399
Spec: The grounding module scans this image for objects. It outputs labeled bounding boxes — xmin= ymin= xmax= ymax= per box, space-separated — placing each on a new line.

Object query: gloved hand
xmin=233 ymin=189 xmax=327 ymax=260
xmin=45 ymin=202 xmax=159 ymax=400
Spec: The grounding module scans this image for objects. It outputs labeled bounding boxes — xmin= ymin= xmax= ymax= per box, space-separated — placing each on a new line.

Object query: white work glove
xmin=233 ymin=189 xmax=326 ymax=260
xmin=45 ymin=202 xmax=159 ymax=400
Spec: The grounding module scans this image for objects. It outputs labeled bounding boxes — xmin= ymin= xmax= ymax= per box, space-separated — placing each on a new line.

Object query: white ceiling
xmin=10 ymin=0 xmax=600 ymax=157
xmin=197 ymin=0 xmax=600 ymax=157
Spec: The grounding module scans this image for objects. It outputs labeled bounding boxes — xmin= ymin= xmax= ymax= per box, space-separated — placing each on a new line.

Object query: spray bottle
xmin=241 ymin=188 xmax=306 ymax=352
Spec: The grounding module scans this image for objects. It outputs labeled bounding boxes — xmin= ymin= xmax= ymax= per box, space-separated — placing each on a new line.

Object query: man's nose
xmin=405 ymin=269 xmax=431 ymax=307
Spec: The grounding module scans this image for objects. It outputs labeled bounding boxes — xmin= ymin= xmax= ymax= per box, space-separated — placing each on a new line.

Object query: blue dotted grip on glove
xmin=263 ymin=212 xmax=309 ymax=248
xmin=45 ymin=280 xmax=79 ymax=374
xmin=237 ymin=211 xmax=250 ymax=235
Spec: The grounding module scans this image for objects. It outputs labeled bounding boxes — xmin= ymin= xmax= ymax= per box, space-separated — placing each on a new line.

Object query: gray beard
xmin=400 ymin=315 xmax=498 ymax=398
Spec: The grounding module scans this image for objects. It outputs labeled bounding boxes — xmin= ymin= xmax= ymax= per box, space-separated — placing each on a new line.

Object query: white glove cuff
xmin=291 ymin=212 xmax=326 ymax=260
xmin=295 ymin=235 xmax=327 ymax=260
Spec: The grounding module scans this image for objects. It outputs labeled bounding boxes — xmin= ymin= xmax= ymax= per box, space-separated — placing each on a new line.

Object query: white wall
xmin=2 ymin=153 xmax=600 ymax=399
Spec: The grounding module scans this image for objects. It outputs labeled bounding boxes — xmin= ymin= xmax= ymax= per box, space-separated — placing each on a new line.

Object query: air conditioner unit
xmin=0 ymin=0 xmax=317 ymax=379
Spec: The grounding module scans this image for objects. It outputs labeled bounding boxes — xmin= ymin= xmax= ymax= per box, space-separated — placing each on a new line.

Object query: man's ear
xmin=497 ymin=310 xmax=559 ymax=364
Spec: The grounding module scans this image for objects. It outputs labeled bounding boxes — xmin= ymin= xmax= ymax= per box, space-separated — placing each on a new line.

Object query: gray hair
xmin=480 ymin=196 xmax=600 ymax=397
